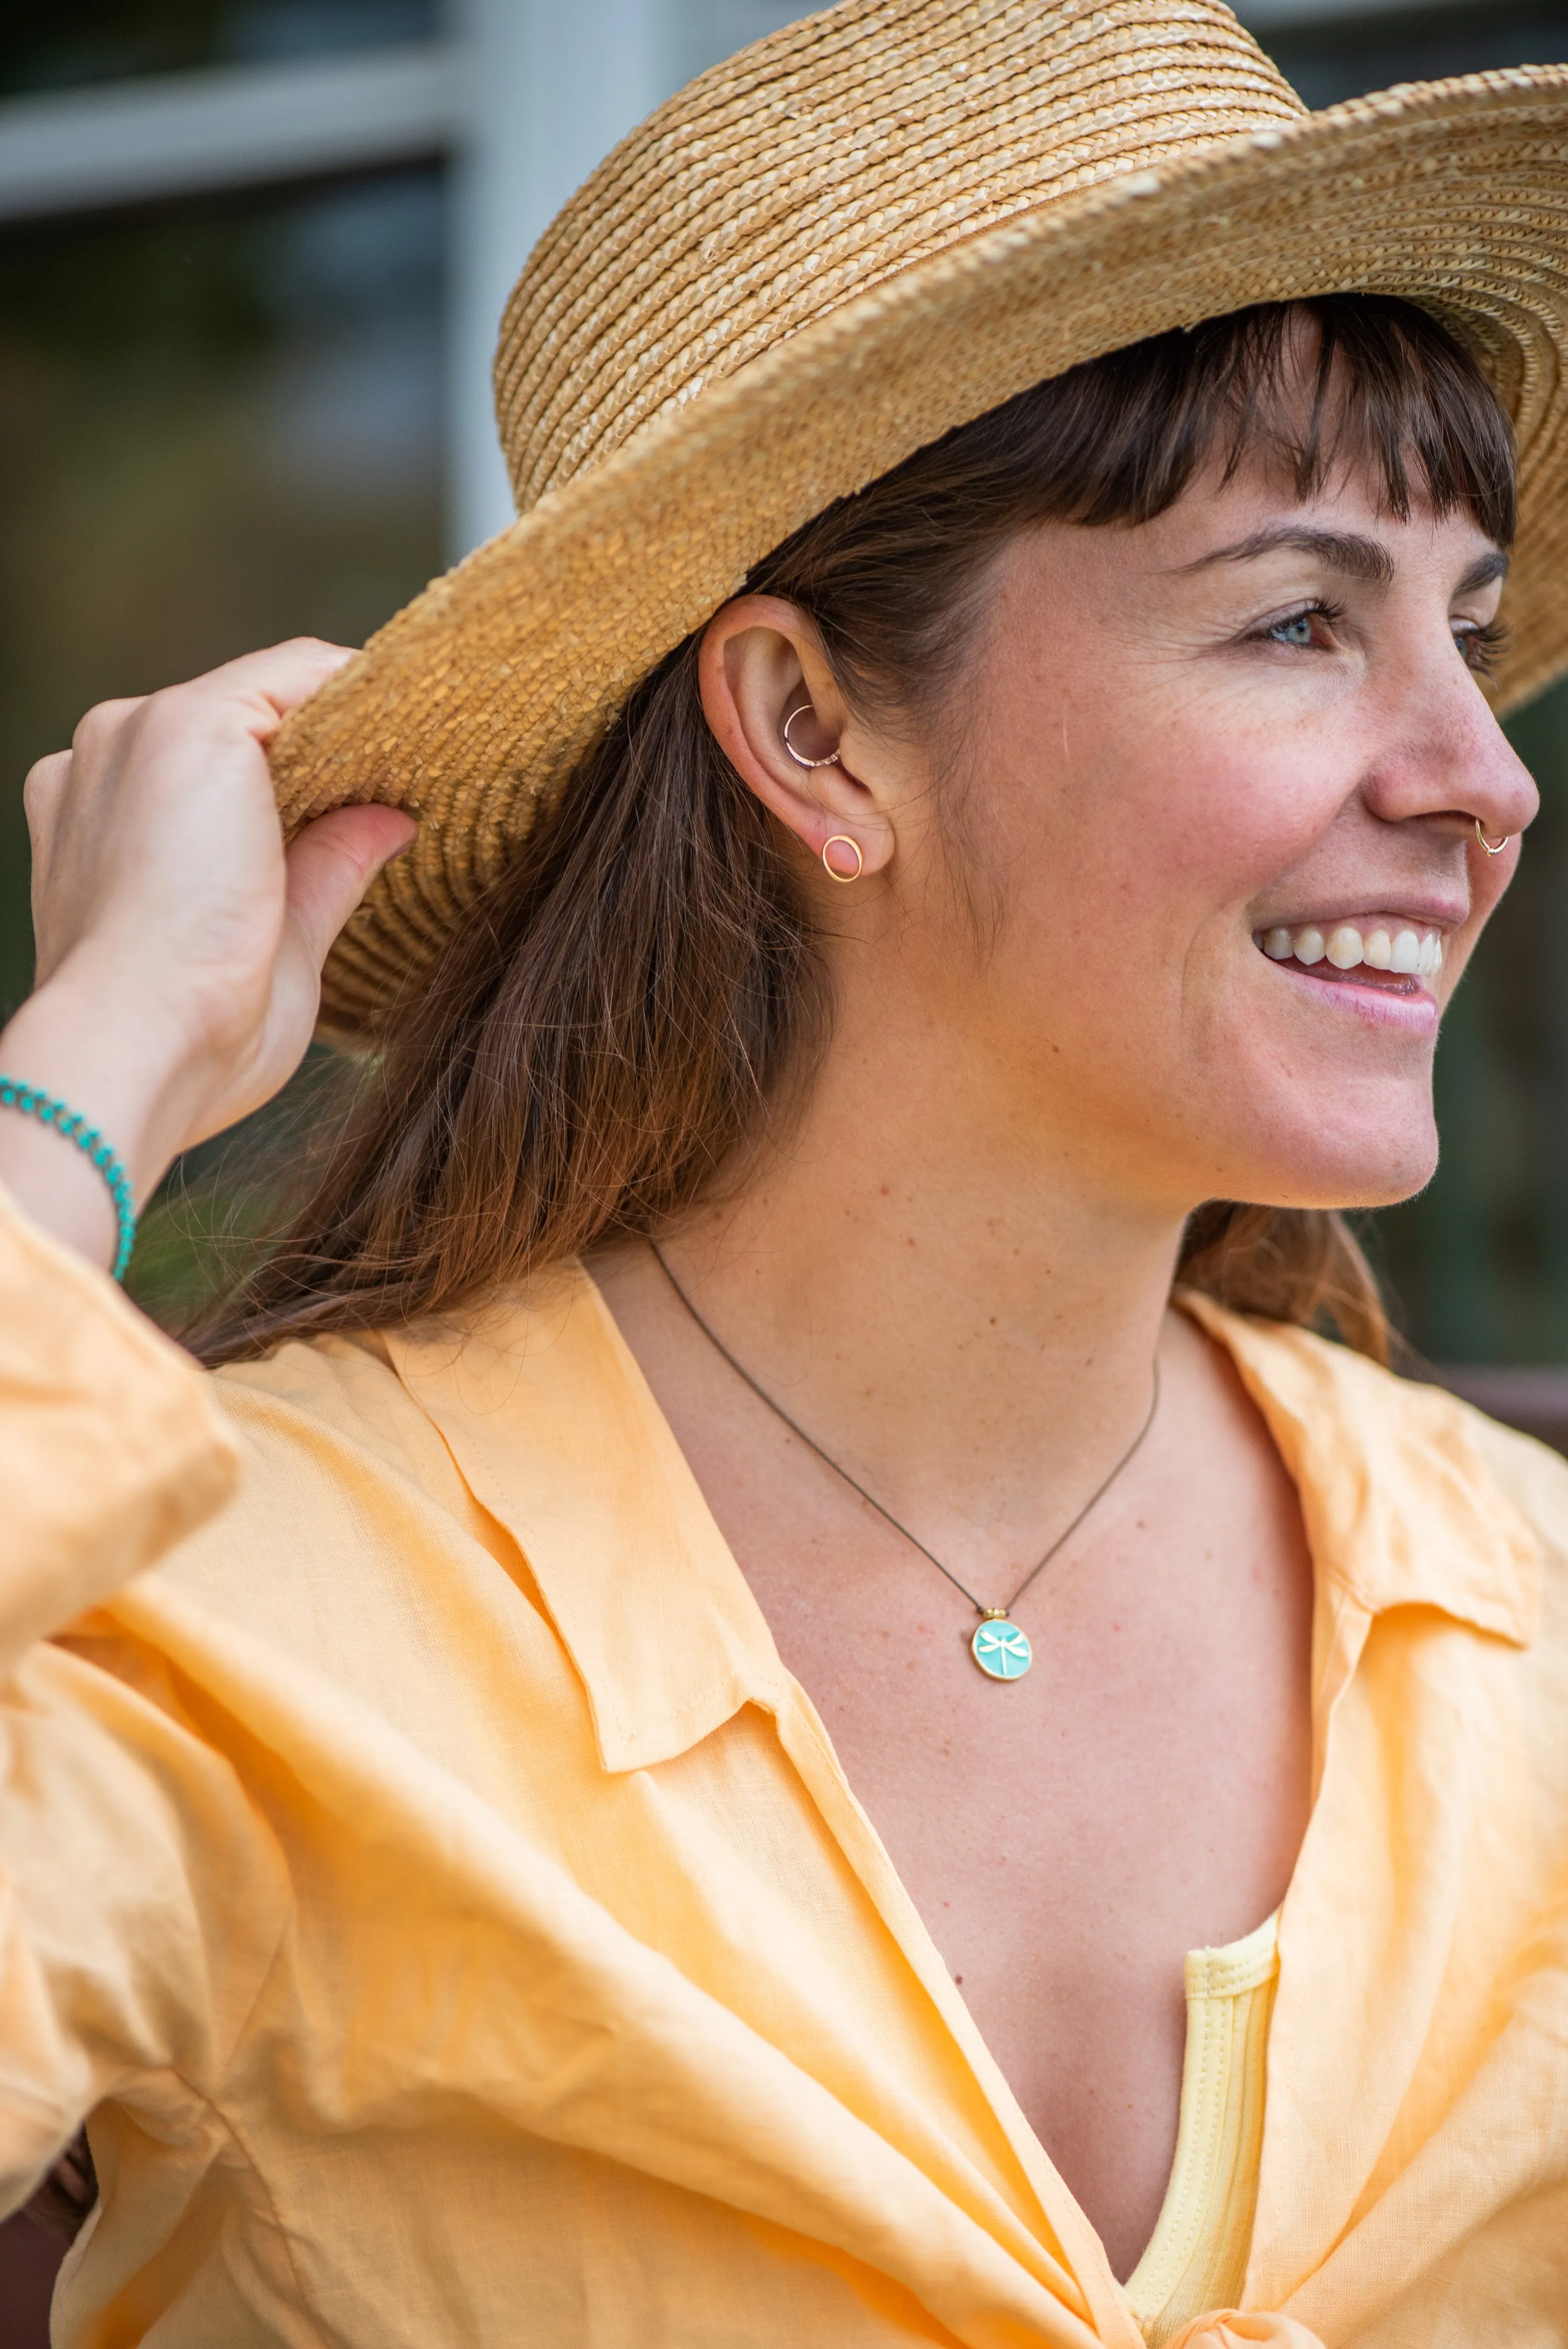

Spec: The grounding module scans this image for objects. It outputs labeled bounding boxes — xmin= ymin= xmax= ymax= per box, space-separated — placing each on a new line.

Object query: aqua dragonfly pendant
xmin=649 ymin=1249 xmax=1158 ymax=1694
xmin=970 ymin=1608 xmax=1033 ymax=1680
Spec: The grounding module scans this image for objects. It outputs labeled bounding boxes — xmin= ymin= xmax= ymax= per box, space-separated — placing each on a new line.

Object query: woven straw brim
xmin=271 ymin=67 xmax=1568 ymax=1035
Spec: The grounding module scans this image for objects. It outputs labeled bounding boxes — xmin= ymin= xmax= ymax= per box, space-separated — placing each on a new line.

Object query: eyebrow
xmin=1179 ymin=526 xmax=1509 ymax=595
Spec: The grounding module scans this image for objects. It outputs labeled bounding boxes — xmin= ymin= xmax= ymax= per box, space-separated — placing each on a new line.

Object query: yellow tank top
xmin=1124 ymin=1912 xmax=1279 ymax=2345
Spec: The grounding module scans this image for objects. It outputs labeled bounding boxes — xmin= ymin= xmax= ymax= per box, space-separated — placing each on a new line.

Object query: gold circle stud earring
xmin=1474 ymin=819 xmax=1513 ymax=856
xmin=821 ymin=835 xmax=863 ymax=883
xmin=782 ymin=701 xmax=841 ymax=769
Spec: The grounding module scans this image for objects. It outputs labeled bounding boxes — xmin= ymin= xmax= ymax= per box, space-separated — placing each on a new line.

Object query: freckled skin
xmin=593 ymin=409 xmax=1538 ymax=2279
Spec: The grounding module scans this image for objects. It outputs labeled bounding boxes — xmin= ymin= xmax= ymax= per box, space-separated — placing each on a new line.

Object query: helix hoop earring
xmin=821 ymin=834 xmax=863 ymax=883
xmin=782 ymin=702 xmax=840 ymax=769
xmin=1474 ymin=819 xmax=1513 ymax=857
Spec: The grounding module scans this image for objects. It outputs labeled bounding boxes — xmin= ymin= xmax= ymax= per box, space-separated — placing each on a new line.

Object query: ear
xmin=698 ymin=595 xmax=896 ymax=877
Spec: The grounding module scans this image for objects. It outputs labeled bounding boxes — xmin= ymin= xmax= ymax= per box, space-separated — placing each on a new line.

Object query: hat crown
xmin=494 ymin=0 xmax=1306 ymax=517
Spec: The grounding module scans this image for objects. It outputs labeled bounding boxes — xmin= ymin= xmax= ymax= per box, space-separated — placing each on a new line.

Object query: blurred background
xmin=5 ymin=0 xmax=1568 ymax=2335
xmin=5 ymin=2 xmax=1568 ymax=1348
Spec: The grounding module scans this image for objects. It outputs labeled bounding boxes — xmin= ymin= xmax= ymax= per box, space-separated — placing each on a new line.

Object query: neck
xmin=661 ymin=983 xmax=1186 ymax=1573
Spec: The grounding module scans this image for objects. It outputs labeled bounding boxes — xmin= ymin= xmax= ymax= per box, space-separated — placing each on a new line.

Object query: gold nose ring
xmin=1474 ymin=819 xmax=1513 ymax=857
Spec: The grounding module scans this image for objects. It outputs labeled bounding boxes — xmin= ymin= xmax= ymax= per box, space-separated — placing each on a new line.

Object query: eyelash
xmin=1456 ymin=618 xmax=1510 ymax=677
xmin=1255 ymin=601 xmax=1511 ymax=675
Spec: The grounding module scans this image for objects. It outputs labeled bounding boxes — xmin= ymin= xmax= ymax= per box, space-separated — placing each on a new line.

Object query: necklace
xmin=650 ymin=1246 xmax=1161 ymax=1682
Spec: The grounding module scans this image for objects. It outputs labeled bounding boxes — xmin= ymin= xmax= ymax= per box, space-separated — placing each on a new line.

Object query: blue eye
xmin=1271 ymin=613 xmax=1315 ymax=648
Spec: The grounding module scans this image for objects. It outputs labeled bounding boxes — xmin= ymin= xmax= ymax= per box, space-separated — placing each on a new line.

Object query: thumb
xmin=282 ymin=803 xmax=418 ymax=973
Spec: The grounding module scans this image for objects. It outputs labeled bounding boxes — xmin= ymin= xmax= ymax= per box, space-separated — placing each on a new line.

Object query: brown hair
xmin=193 ymin=294 xmax=1515 ymax=1369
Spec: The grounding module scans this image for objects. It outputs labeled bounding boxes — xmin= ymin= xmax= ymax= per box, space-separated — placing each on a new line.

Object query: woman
xmin=4 ymin=1 xmax=1568 ymax=2342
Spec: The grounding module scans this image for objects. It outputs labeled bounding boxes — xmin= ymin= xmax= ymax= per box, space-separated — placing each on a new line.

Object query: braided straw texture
xmin=269 ymin=0 xmax=1568 ymax=1032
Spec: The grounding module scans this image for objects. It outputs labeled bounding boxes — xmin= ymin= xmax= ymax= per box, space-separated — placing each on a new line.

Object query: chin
xmin=1218 ymin=1115 xmax=1440 ymax=1215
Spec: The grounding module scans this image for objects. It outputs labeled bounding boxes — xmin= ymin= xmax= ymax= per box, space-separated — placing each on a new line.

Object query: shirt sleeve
xmin=0 ymin=1180 xmax=239 ymax=1678
xmin=0 ymin=1185 xmax=279 ymax=2220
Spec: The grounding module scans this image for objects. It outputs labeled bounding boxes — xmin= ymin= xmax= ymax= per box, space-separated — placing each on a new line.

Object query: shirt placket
xmin=770 ymin=1679 xmax=1148 ymax=2349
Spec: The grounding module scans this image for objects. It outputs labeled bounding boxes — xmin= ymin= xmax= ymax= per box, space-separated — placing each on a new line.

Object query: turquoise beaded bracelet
xmin=0 ymin=1077 xmax=137 ymax=1280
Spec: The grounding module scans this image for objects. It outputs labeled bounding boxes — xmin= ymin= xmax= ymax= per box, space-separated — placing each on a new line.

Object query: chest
xmin=667 ymin=1360 xmax=1314 ymax=2277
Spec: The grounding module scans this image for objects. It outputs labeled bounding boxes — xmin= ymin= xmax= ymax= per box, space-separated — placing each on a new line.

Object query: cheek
xmin=975 ymin=596 xmax=1368 ymax=973
xmin=975 ymin=726 xmax=1441 ymax=1205
xmin=987 ymin=702 xmax=1338 ymax=978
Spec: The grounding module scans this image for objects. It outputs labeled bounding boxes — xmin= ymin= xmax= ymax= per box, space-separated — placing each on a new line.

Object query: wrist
xmin=0 ymin=1076 xmax=138 ymax=1277
xmin=0 ymin=970 xmax=206 ymax=1206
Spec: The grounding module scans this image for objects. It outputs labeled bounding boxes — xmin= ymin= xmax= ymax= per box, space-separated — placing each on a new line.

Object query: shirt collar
xmin=386 ymin=1266 xmax=791 ymax=1772
xmin=389 ymin=1270 xmax=1540 ymax=1776
xmin=1181 ymin=1290 xmax=1540 ymax=1646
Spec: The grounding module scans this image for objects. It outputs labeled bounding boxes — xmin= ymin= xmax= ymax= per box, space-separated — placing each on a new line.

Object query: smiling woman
xmin=5 ymin=4 xmax=1568 ymax=2347
xmin=204 ymin=295 xmax=1521 ymax=1371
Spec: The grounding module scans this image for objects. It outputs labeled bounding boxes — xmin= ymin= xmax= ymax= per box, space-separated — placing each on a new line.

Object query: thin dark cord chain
xmin=650 ymin=1244 xmax=1161 ymax=1620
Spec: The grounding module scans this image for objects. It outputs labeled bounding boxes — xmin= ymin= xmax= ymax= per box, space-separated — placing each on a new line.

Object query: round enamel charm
xmin=970 ymin=1616 xmax=1032 ymax=1680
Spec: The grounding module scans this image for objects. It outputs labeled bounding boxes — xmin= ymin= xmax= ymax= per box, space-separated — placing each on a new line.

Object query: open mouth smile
xmin=1253 ymin=918 xmax=1444 ymax=994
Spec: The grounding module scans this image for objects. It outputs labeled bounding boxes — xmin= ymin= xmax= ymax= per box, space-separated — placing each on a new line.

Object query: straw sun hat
xmin=270 ymin=0 xmax=1568 ymax=1032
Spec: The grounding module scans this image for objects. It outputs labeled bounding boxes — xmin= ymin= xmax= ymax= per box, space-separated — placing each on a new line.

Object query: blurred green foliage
xmin=125 ymin=1046 xmax=350 ymax=1332
xmin=0 ymin=0 xmax=436 ymax=98
xmin=0 ymin=172 xmax=444 ymax=1016
xmin=1 ymin=0 xmax=235 ymax=94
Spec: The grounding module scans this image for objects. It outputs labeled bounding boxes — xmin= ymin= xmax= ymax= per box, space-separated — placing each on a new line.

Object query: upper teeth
xmin=1260 ymin=923 xmax=1444 ymax=977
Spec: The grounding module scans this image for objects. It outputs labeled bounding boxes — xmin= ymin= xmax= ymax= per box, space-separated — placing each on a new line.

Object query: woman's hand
xmin=0 ymin=639 xmax=416 ymax=1273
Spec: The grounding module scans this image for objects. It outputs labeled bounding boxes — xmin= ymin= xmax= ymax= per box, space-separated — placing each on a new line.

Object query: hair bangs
xmin=1064 ymin=296 xmax=1516 ymax=546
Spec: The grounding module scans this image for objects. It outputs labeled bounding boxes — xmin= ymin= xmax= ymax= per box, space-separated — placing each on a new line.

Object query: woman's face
xmin=917 ymin=447 xmax=1539 ymax=1217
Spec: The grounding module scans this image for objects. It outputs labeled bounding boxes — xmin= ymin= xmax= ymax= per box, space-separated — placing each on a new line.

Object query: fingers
xmin=103 ymin=642 xmax=358 ymax=779
xmin=26 ymin=703 xmax=144 ymax=863
xmin=27 ymin=648 xmax=348 ymax=859
xmin=6 ymin=653 xmax=405 ymax=1207
xmin=281 ymin=803 xmax=419 ymax=976
xmin=22 ymin=750 xmax=71 ymax=854
xmin=195 ymin=637 xmax=361 ymax=731
xmin=71 ymin=695 xmax=146 ymax=754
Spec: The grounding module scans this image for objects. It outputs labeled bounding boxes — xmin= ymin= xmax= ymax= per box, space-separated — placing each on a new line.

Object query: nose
xmin=1360 ymin=639 xmax=1539 ymax=847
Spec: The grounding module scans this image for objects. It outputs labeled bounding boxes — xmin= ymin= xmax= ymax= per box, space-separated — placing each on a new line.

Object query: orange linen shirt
xmin=2 ymin=1189 xmax=1567 ymax=2346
